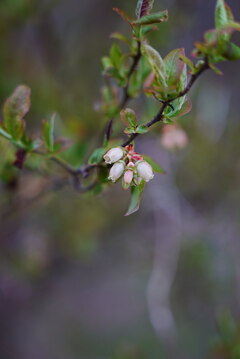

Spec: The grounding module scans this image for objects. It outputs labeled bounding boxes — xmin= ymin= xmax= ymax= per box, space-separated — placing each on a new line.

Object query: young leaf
xmin=133 ymin=10 xmax=168 ymax=26
xmin=3 ymin=85 xmax=31 ymax=139
xmin=124 ymin=127 xmax=136 ymax=134
xmin=225 ymin=3 xmax=234 ymax=22
xmin=42 ymin=115 xmax=55 ymax=152
xmin=142 ymin=155 xmax=166 ymax=173
xmin=222 ymin=42 xmax=240 ymax=60
xmin=88 ymin=147 xmax=106 ymax=165
xmin=136 ymin=125 xmax=149 ymax=134
xmin=215 ymin=0 xmax=229 ymax=28
xmin=125 ymin=183 xmax=145 ymax=216
xmin=165 ymin=97 xmax=192 ymax=119
xmin=179 ymin=54 xmax=196 ymax=74
xmin=0 ymin=127 xmax=12 ymax=140
xmin=209 ymin=63 xmax=223 ymax=75
xmin=101 ymin=57 xmax=113 ymax=72
xmin=110 ymin=32 xmax=131 ymax=46
xmin=164 ymin=48 xmax=186 ymax=88
xmin=113 ymin=8 xmax=133 ymax=25
xmin=141 ymin=43 xmax=166 ymax=87
xmin=120 ymin=108 xmax=138 ymax=127
xmin=136 ymin=0 xmax=154 ymax=18
xmin=110 ymin=43 xmax=122 ymax=68
xmin=220 ymin=21 xmax=240 ymax=33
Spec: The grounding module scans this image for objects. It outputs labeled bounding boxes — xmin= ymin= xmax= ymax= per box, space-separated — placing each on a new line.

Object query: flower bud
xmin=124 ymin=170 xmax=133 ymax=185
xmin=104 ymin=147 xmax=124 ymax=164
xmin=108 ymin=161 xmax=125 ymax=182
xmin=161 ymin=125 xmax=188 ymax=150
xmin=136 ymin=160 xmax=154 ymax=182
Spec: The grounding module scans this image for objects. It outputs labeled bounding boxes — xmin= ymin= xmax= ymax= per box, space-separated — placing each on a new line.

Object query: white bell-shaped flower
xmin=104 ymin=147 xmax=124 ymax=164
xmin=136 ymin=160 xmax=154 ymax=182
xmin=108 ymin=161 xmax=125 ymax=182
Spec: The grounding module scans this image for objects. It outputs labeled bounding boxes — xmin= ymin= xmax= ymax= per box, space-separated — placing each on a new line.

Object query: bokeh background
xmin=1 ymin=0 xmax=240 ymax=358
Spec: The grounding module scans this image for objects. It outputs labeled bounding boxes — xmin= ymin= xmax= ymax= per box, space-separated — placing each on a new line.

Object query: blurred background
xmin=1 ymin=0 xmax=240 ymax=358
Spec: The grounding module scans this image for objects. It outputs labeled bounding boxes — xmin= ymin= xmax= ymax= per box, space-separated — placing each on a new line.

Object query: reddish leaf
xmin=136 ymin=0 xmax=155 ymax=19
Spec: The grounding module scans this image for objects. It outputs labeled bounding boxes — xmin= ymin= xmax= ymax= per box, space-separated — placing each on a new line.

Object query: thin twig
xmin=120 ymin=41 xmax=142 ymax=109
xmin=105 ymin=41 xmax=142 ymax=141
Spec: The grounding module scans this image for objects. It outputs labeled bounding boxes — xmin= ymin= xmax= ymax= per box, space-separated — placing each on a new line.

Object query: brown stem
xmin=120 ymin=41 xmax=142 ymax=109
xmin=105 ymin=41 xmax=142 ymax=141
xmin=32 ymin=151 xmax=97 ymax=189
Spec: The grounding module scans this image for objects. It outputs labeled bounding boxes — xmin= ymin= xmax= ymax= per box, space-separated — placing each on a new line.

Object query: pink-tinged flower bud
xmin=127 ymin=161 xmax=135 ymax=168
xmin=124 ymin=170 xmax=133 ymax=185
xmin=136 ymin=161 xmax=154 ymax=182
xmin=108 ymin=161 xmax=125 ymax=182
xmin=161 ymin=125 xmax=188 ymax=150
xmin=104 ymin=147 xmax=124 ymax=164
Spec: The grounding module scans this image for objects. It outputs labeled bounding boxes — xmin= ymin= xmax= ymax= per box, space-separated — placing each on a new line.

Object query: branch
xmin=105 ymin=41 xmax=142 ymax=141
xmin=27 ymin=58 xmax=208 ymax=192
xmin=121 ymin=58 xmax=209 ymax=147
xmin=32 ymin=151 xmax=98 ymax=189
xmin=120 ymin=41 xmax=142 ymax=108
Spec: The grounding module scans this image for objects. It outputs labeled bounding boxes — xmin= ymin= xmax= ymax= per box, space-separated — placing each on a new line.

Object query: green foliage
xmin=215 ymin=0 xmax=233 ymax=29
xmin=42 ymin=115 xmax=55 ymax=153
xmin=125 ymin=182 xmax=145 ymax=216
xmin=121 ymin=108 xmax=138 ymax=128
xmin=0 ymin=0 xmax=240 ymax=215
xmin=141 ymin=43 xmax=166 ymax=87
xmin=3 ymin=85 xmax=30 ymax=140
xmin=142 ymin=155 xmax=165 ymax=173
xmin=88 ymin=148 xmax=106 ymax=165
xmin=132 ymin=10 xmax=168 ymax=26
xmin=213 ymin=313 xmax=240 ymax=359
xmin=193 ymin=0 xmax=240 ymax=63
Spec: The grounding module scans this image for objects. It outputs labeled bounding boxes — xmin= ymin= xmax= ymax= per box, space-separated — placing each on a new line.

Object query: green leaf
xmin=141 ymin=43 xmax=166 ymax=87
xmin=133 ymin=10 xmax=168 ymax=26
xmin=3 ymin=85 xmax=31 ymax=139
xmin=101 ymin=57 xmax=113 ymax=71
xmin=125 ymin=183 xmax=145 ymax=216
xmin=140 ymin=25 xmax=159 ymax=37
xmin=222 ymin=42 xmax=240 ymax=60
xmin=215 ymin=0 xmax=229 ymax=29
xmin=209 ymin=63 xmax=223 ymax=75
xmin=124 ymin=127 xmax=136 ymax=134
xmin=136 ymin=125 xmax=149 ymax=134
xmin=164 ymin=48 xmax=186 ymax=88
xmin=215 ymin=0 xmax=235 ymax=42
xmin=110 ymin=32 xmax=131 ymax=46
xmin=110 ymin=43 xmax=122 ymax=68
xmin=42 ymin=114 xmax=55 ymax=152
xmin=0 ymin=126 xmax=12 ymax=140
xmin=120 ymin=108 xmax=138 ymax=127
xmin=136 ymin=0 xmax=155 ymax=18
xmin=165 ymin=97 xmax=192 ymax=119
xmin=142 ymin=155 xmax=166 ymax=173
xmin=179 ymin=55 xmax=196 ymax=74
xmin=88 ymin=147 xmax=106 ymax=165
xmin=220 ymin=21 xmax=240 ymax=33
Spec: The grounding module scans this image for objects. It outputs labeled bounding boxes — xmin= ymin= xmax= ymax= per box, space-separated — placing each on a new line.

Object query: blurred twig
xmin=106 ymin=41 xmax=142 ymax=141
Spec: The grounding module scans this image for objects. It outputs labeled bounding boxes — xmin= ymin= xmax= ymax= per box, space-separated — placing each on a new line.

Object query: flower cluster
xmin=103 ymin=145 xmax=154 ymax=189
